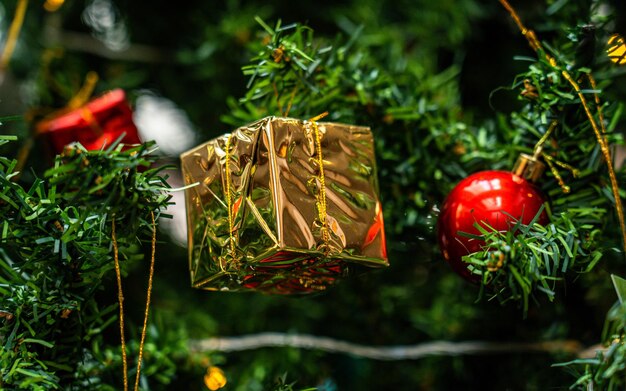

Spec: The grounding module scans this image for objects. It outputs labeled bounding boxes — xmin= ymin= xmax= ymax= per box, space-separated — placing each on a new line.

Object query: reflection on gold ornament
xmin=180 ymin=116 xmax=388 ymax=294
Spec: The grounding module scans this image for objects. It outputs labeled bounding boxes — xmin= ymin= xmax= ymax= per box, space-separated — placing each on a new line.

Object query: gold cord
xmin=68 ymin=71 xmax=99 ymax=110
xmin=113 ymin=213 xmax=158 ymax=391
xmin=499 ymin=0 xmax=626 ymax=253
xmin=133 ymin=211 xmax=157 ymax=391
xmin=284 ymin=85 xmax=299 ymax=117
xmin=533 ymin=120 xmax=558 ymax=155
xmin=112 ymin=218 xmax=129 ymax=391
xmin=535 ymin=121 xmax=579 ymax=193
xmin=272 ymin=82 xmax=284 ymax=117
xmin=498 ymin=0 xmax=541 ymax=51
xmin=309 ymin=112 xmax=330 ymax=247
xmin=12 ymin=137 xmax=33 ymax=182
xmin=224 ymin=134 xmax=237 ymax=267
xmin=80 ymin=107 xmax=104 ymax=136
xmin=272 ymin=82 xmax=299 ymax=117
xmin=586 ymin=74 xmax=607 ymax=133
xmin=0 ymin=0 xmax=29 ymax=71
xmin=541 ymin=154 xmax=571 ymax=193
xmin=560 ymin=70 xmax=626 ymax=252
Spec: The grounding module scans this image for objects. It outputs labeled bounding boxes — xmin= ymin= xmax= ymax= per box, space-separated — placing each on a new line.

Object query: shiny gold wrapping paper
xmin=180 ymin=116 xmax=388 ymax=294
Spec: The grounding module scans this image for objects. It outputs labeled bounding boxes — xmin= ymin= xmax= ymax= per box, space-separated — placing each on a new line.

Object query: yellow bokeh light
xmin=44 ymin=0 xmax=65 ymax=12
xmin=204 ymin=366 xmax=227 ymax=390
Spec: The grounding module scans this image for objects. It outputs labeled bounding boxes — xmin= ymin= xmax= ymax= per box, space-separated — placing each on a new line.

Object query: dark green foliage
xmin=463 ymin=209 xmax=601 ymax=314
xmin=0 ymin=139 xmax=171 ymax=389
xmin=555 ymin=296 xmax=626 ymax=390
xmin=266 ymin=374 xmax=317 ymax=391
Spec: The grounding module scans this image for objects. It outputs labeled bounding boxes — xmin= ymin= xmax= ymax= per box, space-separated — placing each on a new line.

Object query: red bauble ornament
xmin=437 ymin=170 xmax=548 ymax=280
xmin=37 ymin=89 xmax=141 ymax=154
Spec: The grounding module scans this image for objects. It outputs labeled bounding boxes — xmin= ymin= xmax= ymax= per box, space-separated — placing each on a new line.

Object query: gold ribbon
xmin=224 ymin=134 xmax=237 ymax=269
xmin=499 ymin=0 xmax=626 ymax=253
xmin=309 ymin=112 xmax=331 ymax=248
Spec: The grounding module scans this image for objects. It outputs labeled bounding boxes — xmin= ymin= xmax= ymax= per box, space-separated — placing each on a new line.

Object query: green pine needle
xmin=0 ymin=139 xmax=171 ymax=389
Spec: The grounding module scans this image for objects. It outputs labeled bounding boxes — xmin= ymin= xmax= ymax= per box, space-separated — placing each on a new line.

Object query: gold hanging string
xmin=67 ymin=71 xmax=99 ymax=110
xmin=80 ymin=108 xmax=105 ymax=136
xmin=541 ymin=152 xmax=579 ymax=177
xmin=309 ymin=112 xmax=330 ymax=248
xmin=224 ymin=134 xmax=237 ymax=268
xmin=283 ymin=85 xmax=299 ymax=117
xmin=0 ymin=0 xmax=29 ymax=72
xmin=112 ymin=217 xmax=129 ymax=391
xmin=112 ymin=212 xmax=159 ymax=391
xmin=532 ymin=120 xmax=579 ymax=193
xmin=532 ymin=120 xmax=558 ymax=154
xmin=542 ymin=154 xmax=571 ymax=193
xmin=12 ymin=137 xmax=33 ymax=182
xmin=272 ymin=82 xmax=285 ymax=116
xmin=272 ymin=82 xmax=299 ymax=117
xmin=133 ymin=211 xmax=157 ymax=391
xmin=498 ymin=0 xmax=541 ymax=51
xmin=586 ymin=74 xmax=607 ymax=133
xmin=499 ymin=0 xmax=626 ymax=253
xmin=560 ymin=70 xmax=626 ymax=251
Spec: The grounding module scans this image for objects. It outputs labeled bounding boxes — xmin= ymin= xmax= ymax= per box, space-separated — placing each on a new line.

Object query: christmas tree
xmin=1 ymin=0 xmax=626 ymax=389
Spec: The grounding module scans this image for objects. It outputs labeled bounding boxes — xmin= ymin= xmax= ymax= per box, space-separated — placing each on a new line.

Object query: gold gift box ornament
xmin=180 ymin=115 xmax=388 ymax=294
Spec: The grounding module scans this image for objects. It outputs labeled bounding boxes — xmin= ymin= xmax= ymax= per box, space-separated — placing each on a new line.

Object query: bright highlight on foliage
xmin=204 ymin=366 xmax=227 ymax=390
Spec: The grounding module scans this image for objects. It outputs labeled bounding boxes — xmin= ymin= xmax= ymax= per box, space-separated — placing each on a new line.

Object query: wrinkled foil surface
xmin=181 ymin=116 xmax=387 ymax=294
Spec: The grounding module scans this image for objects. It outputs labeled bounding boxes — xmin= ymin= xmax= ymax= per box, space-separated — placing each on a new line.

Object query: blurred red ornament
xmin=437 ymin=170 xmax=548 ymax=281
xmin=37 ymin=89 xmax=141 ymax=154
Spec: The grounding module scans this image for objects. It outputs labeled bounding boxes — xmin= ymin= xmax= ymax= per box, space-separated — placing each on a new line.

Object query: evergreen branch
xmin=555 ymin=301 xmax=626 ymax=390
xmin=0 ymin=139 xmax=171 ymax=389
xmin=189 ymin=333 xmax=582 ymax=360
xmin=462 ymin=210 xmax=600 ymax=315
xmin=269 ymin=374 xmax=317 ymax=391
xmin=455 ymin=7 xmax=625 ymax=310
